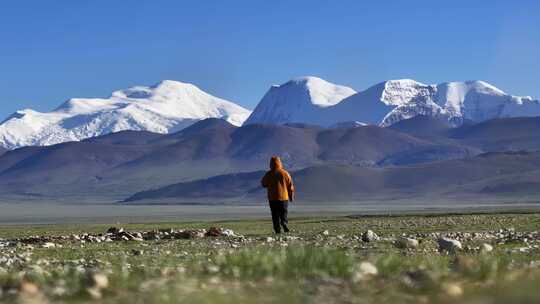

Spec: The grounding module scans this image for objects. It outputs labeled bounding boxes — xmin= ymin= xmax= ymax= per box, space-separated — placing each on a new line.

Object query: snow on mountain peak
xmin=0 ymin=80 xmax=251 ymax=149
xmin=2 ymin=76 xmax=539 ymax=150
xmin=243 ymin=77 xmax=356 ymax=125
xmin=246 ymin=77 xmax=540 ymax=128
xmin=288 ymin=76 xmax=356 ymax=107
xmin=380 ymin=79 xmax=432 ymax=106
xmin=376 ymin=80 xmax=539 ymax=126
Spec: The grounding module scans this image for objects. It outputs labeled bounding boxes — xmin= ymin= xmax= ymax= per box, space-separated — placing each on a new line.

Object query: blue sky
xmin=1 ymin=0 xmax=539 ymax=119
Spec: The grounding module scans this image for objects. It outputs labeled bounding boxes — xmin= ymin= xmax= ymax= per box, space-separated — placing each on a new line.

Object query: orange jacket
xmin=261 ymin=156 xmax=295 ymax=201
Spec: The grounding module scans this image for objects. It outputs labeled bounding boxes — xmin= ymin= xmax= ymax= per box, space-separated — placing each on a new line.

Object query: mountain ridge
xmin=2 ymin=76 xmax=539 ymax=150
xmin=0 ymin=117 xmax=484 ymax=199
xmin=124 ymin=151 xmax=540 ymax=203
xmin=0 ymin=116 xmax=539 ymax=201
xmin=0 ymin=80 xmax=251 ymax=149
xmin=245 ymin=78 xmax=540 ymax=127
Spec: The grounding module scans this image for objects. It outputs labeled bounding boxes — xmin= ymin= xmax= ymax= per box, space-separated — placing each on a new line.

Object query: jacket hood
xmin=269 ymin=156 xmax=283 ymax=170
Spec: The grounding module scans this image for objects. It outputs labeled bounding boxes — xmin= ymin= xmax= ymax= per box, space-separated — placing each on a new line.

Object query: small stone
xmin=438 ymin=238 xmax=462 ymax=253
xmin=266 ymin=237 xmax=275 ymax=243
xmin=481 ymin=243 xmax=493 ymax=253
xmin=322 ymin=230 xmax=330 ymax=236
xmin=395 ymin=237 xmax=419 ymax=249
xmin=352 ymin=262 xmax=378 ymax=282
xmin=442 ymin=283 xmax=463 ymax=297
xmin=206 ymin=265 xmax=220 ymax=273
xmin=91 ymin=273 xmax=109 ymax=289
xmin=41 ymin=242 xmax=56 ymax=248
xmin=518 ymin=247 xmax=530 ymax=253
xmin=221 ymin=229 xmax=236 ymax=237
xmin=361 ymin=230 xmax=379 ymax=242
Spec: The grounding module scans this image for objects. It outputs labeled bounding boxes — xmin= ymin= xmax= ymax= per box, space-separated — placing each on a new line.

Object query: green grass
xmin=1 ymin=213 xmax=540 ymax=303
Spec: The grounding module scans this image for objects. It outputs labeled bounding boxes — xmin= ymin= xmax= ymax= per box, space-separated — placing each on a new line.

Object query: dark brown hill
xmin=125 ymin=151 xmax=540 ymax=203
xmin=388 ymin=115 xmax=453 ymax=138
xmin=449 ymin=117 xmax=540 ymax=151
xmin=1 ymin=116 xmax=538 ymax=200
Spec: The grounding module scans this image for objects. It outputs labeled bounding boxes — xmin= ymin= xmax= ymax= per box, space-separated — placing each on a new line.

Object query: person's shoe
xmin=283 ymin=227 xmax=290 ymax=233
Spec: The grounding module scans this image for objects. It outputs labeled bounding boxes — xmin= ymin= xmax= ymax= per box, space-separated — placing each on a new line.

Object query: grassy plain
xmin=1 ymin=213 xmax=540 ymax=303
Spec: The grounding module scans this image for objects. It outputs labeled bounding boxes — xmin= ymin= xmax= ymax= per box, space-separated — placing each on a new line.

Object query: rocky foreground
xmin=1 ymin=214 xmax=540 ymax=303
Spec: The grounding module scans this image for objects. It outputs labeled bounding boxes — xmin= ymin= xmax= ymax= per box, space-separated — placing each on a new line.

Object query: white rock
xmin=91 ymin=273 xmax=109 ymax=289
xmin=395 ymin=237 xmax=419 ymax=249
xmin=221 ymin=229 xmax=236 ymax=237
xmin=518 ymin=247 xmax=530 ymax=253
xmin=352 ymin=262 xmax=378 ymax=282
xmin=442 ymin=283 xmax=463 ymax=297
xmin=481 ymin=243 xmax=493 ymax=253
xmin=361 ymin=230 xmax=379 ymax=242
xmin=438 ymin=238 xmax=462 ymax=253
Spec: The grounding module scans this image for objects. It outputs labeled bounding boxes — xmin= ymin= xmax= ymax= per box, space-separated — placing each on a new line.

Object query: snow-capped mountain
xmin=245 ymin=77 xmax=540 ymax=127
xmin=0 ymin=80 xmax=251 ymax=149
xmin=3 ymin=76 xmax=538 ymax=150
xmin=370 ymin=80 xmax=540 ymax=126
xmin=243 ymin=76 xmax=357 ymax=125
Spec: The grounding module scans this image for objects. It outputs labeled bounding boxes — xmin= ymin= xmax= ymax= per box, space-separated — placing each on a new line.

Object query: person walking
xmin=261 ymin=156 xmax=295 ymax=234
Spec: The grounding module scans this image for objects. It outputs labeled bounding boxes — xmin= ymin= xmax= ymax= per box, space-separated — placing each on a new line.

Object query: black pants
xmin=269 ymin=200 xmax=289 ymax=233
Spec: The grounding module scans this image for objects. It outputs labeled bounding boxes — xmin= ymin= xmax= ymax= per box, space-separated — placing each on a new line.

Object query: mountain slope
xmin=125 ymin=151 xmax=540 ymax=203
xmin=246 ymin=78 xmax=540 ymax=127
xmin=98 ymin=120 xmax=442 ymax=195
xmin=449 ymin=117 xmax=540 ymax=151
xmin=243 ymin=76 xmax=356 ymax=125
xmin=0 ymin=80 xmax=251 ymax=149
xmin=0 ymin=118 xmax=476 ymax=199
xmin=333 ymin=80 xmax=540 ymax=126
xmin=388 ymin=115 xmax=454 ymax=139
xmin=1 ymin=116 xmax=539 ymax=201
xmin=0 ymin=133 xmax=161 ymax=188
